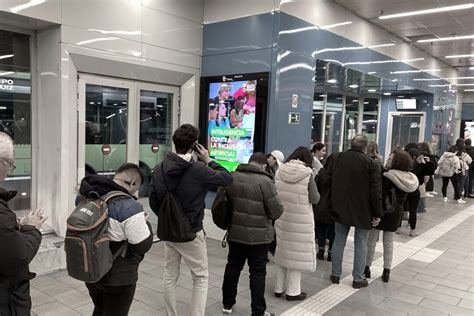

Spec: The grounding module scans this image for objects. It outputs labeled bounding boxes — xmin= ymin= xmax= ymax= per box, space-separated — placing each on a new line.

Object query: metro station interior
xmin=0 ymin=0 xmax=473 ymax=315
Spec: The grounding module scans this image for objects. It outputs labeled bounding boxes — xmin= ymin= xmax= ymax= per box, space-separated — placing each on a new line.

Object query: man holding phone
xmin=149 ymin=124 xmax=233 ymax=316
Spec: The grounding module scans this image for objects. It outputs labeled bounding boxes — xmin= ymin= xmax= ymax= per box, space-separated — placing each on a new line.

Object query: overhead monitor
xmin=396 ymin=98 xmax=417 ymax=110
xmin=200 ymin=72 xmax=269 ymax=171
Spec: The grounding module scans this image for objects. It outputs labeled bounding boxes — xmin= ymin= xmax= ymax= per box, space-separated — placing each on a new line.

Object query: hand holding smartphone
xmin=193 ymin=143 xmax=211 ymax=164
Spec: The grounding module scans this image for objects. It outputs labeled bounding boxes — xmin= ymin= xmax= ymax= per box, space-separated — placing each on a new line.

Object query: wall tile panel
xmin=0 ymin=0 xmax=61 ymax=24
xmin=142 ymin=0 xmax=204 ymax=23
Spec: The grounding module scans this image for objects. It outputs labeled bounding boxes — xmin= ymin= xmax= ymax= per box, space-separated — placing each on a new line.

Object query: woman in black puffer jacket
xmin=364 ymin=150 xmax=419 ymax=282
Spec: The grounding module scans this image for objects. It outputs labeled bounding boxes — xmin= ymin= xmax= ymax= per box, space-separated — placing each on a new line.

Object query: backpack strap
xmin=101 ymin=190 xmax=130 ymax=203
xmin=112 ymin=242 xmax=128 ymax=261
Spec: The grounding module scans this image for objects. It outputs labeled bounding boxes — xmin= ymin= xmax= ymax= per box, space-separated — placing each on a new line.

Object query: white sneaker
xmin=426 ymin=193 xmax=434 ymax=197
xmin=443 ymin=197 xmax=449 ymax=202
xmin=457 ymin=199 xmax=467 ymax=204
xmin=429 ymin=191 xmax=438 ymax=195
xmin=222 ymin=308 xmax=233 ymax=314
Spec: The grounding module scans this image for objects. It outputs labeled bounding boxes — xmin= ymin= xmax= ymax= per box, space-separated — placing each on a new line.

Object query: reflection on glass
xmin=324 ymin=94 xmax=343 ymax=155
xmin=312 ymin=94 xmax=325 ymax=143
xmin=0 ymin=30 xmax=31 ymax=211
xmin=390 ymin=115 xmax=422 ymax=154
xmin=362 ymin=98 xmax=379 ymax=142
xmin=344 ymin=96 xmax=359 ymax=151
xmin=85 ymin=85 xmax=128 ymax=175
xmin=138 ymin=90 xmax=172 ymax=198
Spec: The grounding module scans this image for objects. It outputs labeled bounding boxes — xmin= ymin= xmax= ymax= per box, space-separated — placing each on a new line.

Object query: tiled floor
xmin=31 ymin=186 xmax=474 ymax=315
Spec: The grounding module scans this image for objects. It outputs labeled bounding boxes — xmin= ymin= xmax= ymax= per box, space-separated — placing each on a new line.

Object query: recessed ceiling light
xmin=352 ymin=100 xmax=358 ymax=103
xmin=464 ymin=89 xmax=474 ymax=91
xmin=368 ymin=89 xmax=377 ymax=92
xmin=470 ymin=67 xmax=474 ymax=70
xmin=319 ymin=94 xmax=326 ymax=97
xmin=383 ymin=92 xmax=392 ymax=96
xmin=0 ymin=54 xmax=14 ymax=60
xmin=445 ymin=54 xmax=474 ymax=58
xmin=379 ymin=3 xmax=474 ymax=20
xmin=327 ymin=79 xmax=337 ymax=84
xmin=368 ymin=71 xmax=377 ymax=74
xmin=418 ymin=34 xmax=474 ymax=43
xmin=89 ymin=102 xmax=95 ymax=105
xmin=349 ymin=84 xmax=359 ymax=88
xmin=392 ymin=79 xmax=399 ymax=82
xmin=364 ymin=102 xmax=369 ymax=104
xmin=457 ymin=83 xmax=474 ymax=86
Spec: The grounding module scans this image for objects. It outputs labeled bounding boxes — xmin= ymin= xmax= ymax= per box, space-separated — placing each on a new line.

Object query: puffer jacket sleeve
xmin=369 ymin=160 xmax=383 ymax=218
xmin=261 ymin=180 xmax=284 ymax=220
xmin=308 ymin=174 xmax=320 ymax=204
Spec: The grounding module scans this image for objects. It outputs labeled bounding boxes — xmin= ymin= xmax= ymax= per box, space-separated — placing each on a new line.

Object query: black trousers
xmin=469 ymin=168 xmax=474 ymax=195
xmin=401 ymin=189 xmax=420 ymax=230
xmin=86 ymin=283 xmax=136 ymax=316
xmin=0 ymin=280 xmax=31 ymax=316
xmin=442 ymin=175 xmax=460 ymax=199
xmin=222 ymin=242 xmax=269 ymax=316
xmin=316 ymin=222 xmax=335 ymax=251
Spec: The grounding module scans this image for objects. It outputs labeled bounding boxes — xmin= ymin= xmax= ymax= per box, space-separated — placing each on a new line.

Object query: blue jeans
xmin=331 ymin=223 xmax=369 ymax=281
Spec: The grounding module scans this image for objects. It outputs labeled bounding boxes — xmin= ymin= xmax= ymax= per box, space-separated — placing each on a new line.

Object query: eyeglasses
xmin=3 ymin=159 xmax=16 ymax=171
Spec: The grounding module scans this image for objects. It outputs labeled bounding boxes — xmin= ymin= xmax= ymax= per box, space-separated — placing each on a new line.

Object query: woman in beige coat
xmin=273 ymin=146 xmax=320 ymax=301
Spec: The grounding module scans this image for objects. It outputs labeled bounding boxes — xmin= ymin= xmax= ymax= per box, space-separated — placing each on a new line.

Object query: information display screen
xmin=200 ymin=73 xmax=268 ymax=171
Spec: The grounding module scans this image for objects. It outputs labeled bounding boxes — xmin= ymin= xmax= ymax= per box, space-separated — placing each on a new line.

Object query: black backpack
xmin=211 ymin=187 xmax=232 ymax=230
xmin=382 ymin=183 xmax=397 ymax=215
xmin=156 ymin=164 xmax=196 ymax=242
xmin=65 ymin=191 xmax=129 ymax=283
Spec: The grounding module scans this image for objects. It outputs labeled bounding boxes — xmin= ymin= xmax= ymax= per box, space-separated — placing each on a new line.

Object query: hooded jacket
xmin=376 ymin=170 xmax=419 ymax=232
xmin=274 ymin=160 xmax=320 ymax=272
xmin=77 ymin=175 xmax=153 ymax=286
xmin=0 ymin=188 xmax=42 ymax=315
xmin=226 ymin=164 xmax=283 ymax=245
xmin=436 ymin=152 xmax=461 ymax=177
xmin=326 ymin=148 xmax=383 ymax=229
xmin=149 ymin=152 xmax=233 ymax=233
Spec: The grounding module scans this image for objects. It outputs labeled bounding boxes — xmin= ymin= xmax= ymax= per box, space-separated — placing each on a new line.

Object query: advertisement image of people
xmin=207 ymin=80 xmax=257 ymax=171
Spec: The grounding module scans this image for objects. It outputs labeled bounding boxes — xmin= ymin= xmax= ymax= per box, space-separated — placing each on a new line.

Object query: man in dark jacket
xmin=326 ymin=135 xmax=382 ymax=289
xmin=149 ymin=124 xmax=233 ymax=316
xmin=0 ymin=132 xmax=46 ymax=316
xmin=465 ymin=139 xmax=474 ymax=197
xmin=78 ymin=163 xmax=153 ymax=316
xmin=221 ymin=152 xmax=283 ymax=316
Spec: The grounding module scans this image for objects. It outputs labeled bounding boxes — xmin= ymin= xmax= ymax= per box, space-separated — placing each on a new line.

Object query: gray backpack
xmin=65 ymin=191 xmax=129 ymax=283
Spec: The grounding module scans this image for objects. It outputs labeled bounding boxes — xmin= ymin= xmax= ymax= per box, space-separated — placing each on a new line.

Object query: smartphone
xmin=192 ymin=142 xmax=199 ymax=152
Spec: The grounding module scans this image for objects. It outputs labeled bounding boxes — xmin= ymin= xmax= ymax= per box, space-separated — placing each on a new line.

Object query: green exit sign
xmin=288 ymin=112 xmax=300 ymax=124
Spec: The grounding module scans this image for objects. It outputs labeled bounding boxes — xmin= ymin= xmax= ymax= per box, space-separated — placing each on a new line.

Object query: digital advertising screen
xmin=200 ymin=73 xmax=268 ymax=171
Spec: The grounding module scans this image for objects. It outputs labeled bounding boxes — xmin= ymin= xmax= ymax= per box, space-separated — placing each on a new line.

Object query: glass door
xmin=343 ymin=95 xmax=359 ymax=151
xmin=362 ymin=98 xmax=379 ymax=143
xmin=324 ymin=94 xmax=343 ymax=155
xmin=387 ymin=112 xmax=425 ymax=156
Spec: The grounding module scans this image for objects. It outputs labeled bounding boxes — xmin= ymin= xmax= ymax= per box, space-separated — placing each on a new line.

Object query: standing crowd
xmin=1 ymin=126 xmax=473 ymax=316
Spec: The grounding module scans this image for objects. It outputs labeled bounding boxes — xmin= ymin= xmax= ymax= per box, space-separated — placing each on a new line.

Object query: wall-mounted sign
xmin=396 ymin=99 xmax=416 ymax=110
xmin=291 ymin=94 xmax=298 ymax=108
xmin=101 ymin=144 xmax=111 ymax=155
xmin=288 ymin=112 xmax=300 ymax=124
xmin=151 ymin=143 xmax=159 ymax=153
xmin=0 ymin=79 xmax=14 ymax=91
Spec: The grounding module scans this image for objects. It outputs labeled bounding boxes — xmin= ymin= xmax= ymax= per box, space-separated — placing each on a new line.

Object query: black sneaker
xmin=364 ymin=266 xmax=371 ymax=279
xmin=316 ymin=249 xmax=324 ymax=260
xmin=286 ymin=292 xmax=307 ymax=301
xmin=274 ymin=292 xmax=284 ymax=298
xmin=327 ymin=252 xmax=332 ymax=262
xmin=352 ymin=279 xmax=368 ymax=289
xmin=330 ymin=275 xmax=340 ymax=284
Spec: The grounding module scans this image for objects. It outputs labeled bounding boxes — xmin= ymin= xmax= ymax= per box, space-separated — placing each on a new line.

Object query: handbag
xmin=156 ymin=164 xmax=196 ymax=242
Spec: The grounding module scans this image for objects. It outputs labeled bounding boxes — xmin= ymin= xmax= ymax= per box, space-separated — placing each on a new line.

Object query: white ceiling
xmin=333 ymin=0 xmax=474 ymax=73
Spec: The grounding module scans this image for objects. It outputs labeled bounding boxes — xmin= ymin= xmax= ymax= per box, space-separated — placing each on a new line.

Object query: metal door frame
xmin=385 ymin=111 xmax=426 ymax=160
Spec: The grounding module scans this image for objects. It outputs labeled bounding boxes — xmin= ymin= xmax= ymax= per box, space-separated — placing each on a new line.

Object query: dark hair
xmin=466 ymin=139 xmax=472 ymax=146
xmin=456 ymin=138 xmax=465 ymax=154
xmin=418 ymin=142 xmax=431 ymax=155
xmin=116 ymin=163 xmax=145 ymax=184
xmin=172 ymin=124 xmax=199 ymax=154
xmin=448 ymin=145 xmax=458 ymax=153
xmin=351 ymin=134 xmax=368 ymax=150
xmin=404 ymin=143 xmax=419 ymax=151
xmin=390 ymin=150 xmax=413 ymax=172
xmin=367 ymin=141 xmax=380 ymax=157
xmin=407 ymin=148 xmax=420 ymax=159
xmin=311 ymin=142 xmax=325 ymax=153
xmin=209 ymin=105 xmax=217 ymax=111
xmin=286 ymin=146 xmax=313 ymax=167
xmin=249 ymin=152 xmax=268 ymax=165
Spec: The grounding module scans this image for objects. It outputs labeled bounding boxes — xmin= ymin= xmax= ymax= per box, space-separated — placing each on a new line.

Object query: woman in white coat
xmin=273 ymin=146 xmax=320 ymax=301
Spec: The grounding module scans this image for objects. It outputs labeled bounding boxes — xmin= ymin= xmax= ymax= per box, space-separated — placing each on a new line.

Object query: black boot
xmin=382 ymin=269 xmax=390 ymax=282
xmin=317 ymin=249 xmax=324 ymax=260
xmin=327 ymin=251 xmax=332 ymax=262
xmin=364 ymin=266 xmax=371 ymax=279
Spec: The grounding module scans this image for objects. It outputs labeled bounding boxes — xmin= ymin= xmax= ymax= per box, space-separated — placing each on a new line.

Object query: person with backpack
xmin=221 ymin=152 xmax=283 ymax=316
xmin=149 ymin=124 xmax=233 ymax=316
xmin=455 ymin=139 xmax=472 ymax=199
xmin=437 ymin=145 xmax=462 ymax=203
xmin=0 ymin=132 xmax=47 ymax=316
xmin=365 ymin=150 xmax=418 ymax=283
xmin=75 ymin=163 xmax=153 ymax=316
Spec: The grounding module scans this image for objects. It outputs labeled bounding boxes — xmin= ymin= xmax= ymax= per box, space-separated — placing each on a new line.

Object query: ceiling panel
xmin=333 ymin=0 xmax=474 ymax=78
